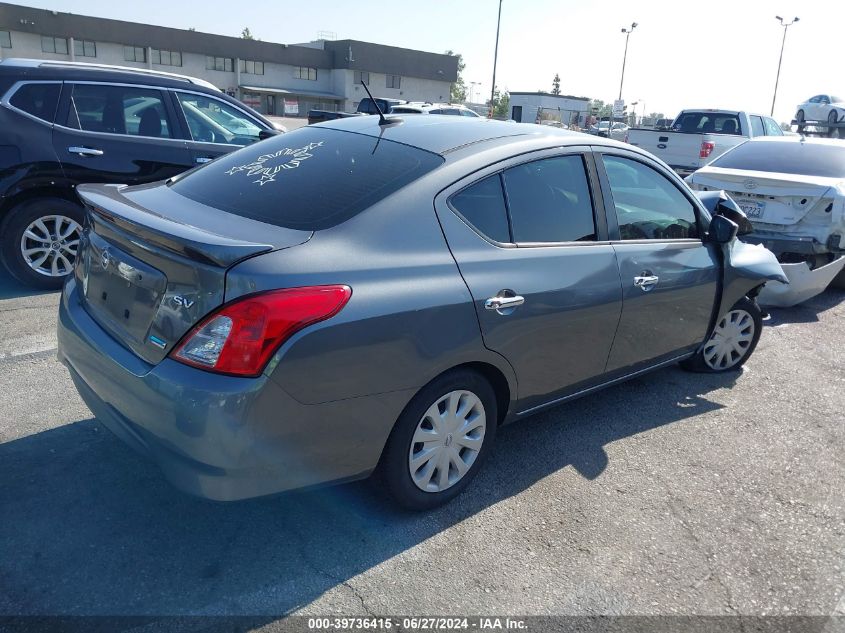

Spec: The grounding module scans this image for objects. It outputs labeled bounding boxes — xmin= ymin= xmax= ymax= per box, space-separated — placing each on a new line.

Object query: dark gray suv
xmin=57 ymin=115 xmax=787 ymax=510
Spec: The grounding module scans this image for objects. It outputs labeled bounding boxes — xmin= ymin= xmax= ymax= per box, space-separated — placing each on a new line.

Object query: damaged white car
xmin=686 ymin=136 xmax=845 ymax=306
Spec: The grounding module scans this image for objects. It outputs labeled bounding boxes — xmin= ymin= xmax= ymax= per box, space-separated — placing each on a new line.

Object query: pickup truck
xmin=308 ymin=98 xmax=407 ymax=125
xmin=625 ymin=109 xmax=785 ymax=177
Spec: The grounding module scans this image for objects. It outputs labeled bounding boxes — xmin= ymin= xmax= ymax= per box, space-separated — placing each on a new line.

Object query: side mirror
xmin=709 ymin=214 xmax=739 ymax=244
xmin=715 ymin=197 xmax=755 ymax=235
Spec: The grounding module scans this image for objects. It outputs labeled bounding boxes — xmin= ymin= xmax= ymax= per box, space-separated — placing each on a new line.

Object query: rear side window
xmin=503 ymin=156 xmax=597 ymax=243
xmin=450 ymin=175 xmax=510 ymax=243
xmin=170 ymin=127 xmax=444 ymax=230
xmin=602 ymin=155 xmax=699 ymax=240
xmin=66 ymin=84 xmax=173 ymax=138
xmin=9 ymin=83 xmax=60 ymax=122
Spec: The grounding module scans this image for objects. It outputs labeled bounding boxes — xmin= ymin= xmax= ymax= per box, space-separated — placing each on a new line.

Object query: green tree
xmin=591 ymin=99 xmax=611 ymax=118
xmin=445 ymin=50 xmax=467 ymax=103
xmin=241 ymin=27 xmax=255 ymax=40
xmin=490 ymin=88 xmax=510 ymax=118
xmin=552 ymin=73 xmax=561 ymax=95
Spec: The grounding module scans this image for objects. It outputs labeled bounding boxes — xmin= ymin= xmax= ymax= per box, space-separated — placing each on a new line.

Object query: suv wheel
xmin=681 ymin=297 xmax=763 ymax=373
xmin=378 ymin=369 xmax=497 ymax=511
xmin=0 ymin=198 xmax=84 ymax=290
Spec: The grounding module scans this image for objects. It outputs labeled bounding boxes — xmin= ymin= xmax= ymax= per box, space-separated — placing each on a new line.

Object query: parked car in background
xmin=589 ymin=121 xmax=628 ymax=139
xmin=307 ymin=97 xmax=408 ymax=125
xmin=388 ymin=103 xmax=482 ymax=117
xmin=654 ymin=118 xmax=674 ymax=130
xmin=626 ymin=109 xmax=783 ymax=177
xmin=795 ymin=94 xmax=845 ymax=125
xmin=0 ymin=58 xmax=280 ymax=289
xmin=687 ymin=136 xmax=845 ymax=306
xmin=57 ymin=115 xmax=785 ymax=510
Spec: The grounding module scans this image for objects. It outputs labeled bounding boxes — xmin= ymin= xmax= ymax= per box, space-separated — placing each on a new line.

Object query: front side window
xmin=602 ymin=155 xmax=699 ymax=240
xmin=41 ymin=36 xmax=68 ymax=55
xmin=1 ymin=30 xmax=11 ymax=48
xmin=124 ymin=46 xmax=146 ymax=62
xmin=763 ymin=117 xmax=784 ymax=136
xmin=502 ymin=155 xmax=597 ymax=243
xmin=449 ymin=174 xmax=510 ymax=243
xmin=66 ymin=84 xmax=173 ymax=138
xmin=386 ymin=74 xmax=401 ymax=89
xmin=9 ymin=83 xmax=61 ymax=122
xmin=176 ymin=92 xmax=262 ymax=145
xmin=73 ymin=39 xmax=96 ymax=57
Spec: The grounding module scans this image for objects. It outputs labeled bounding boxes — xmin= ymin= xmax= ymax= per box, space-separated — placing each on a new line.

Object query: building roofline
xmin=509 ymin=91 xmax=591 ymax=102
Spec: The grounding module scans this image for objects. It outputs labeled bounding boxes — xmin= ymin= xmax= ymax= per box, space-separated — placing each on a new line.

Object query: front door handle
xmin=485 ymin=290 xmax=525 ymax=315
xmin=195 ymin=157 xmax=214 ymax=164
xmin=634 ymin=275 xmax=659 ymax=291
xmin=68 ymin=146 xmax=104 ymax=157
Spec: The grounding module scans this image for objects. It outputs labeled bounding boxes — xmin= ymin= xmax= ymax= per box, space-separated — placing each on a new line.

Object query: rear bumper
xmin=758 ymin=256 xmax=845 ymax=307
xmin=57 ymin=277 xmax=411 ymax=500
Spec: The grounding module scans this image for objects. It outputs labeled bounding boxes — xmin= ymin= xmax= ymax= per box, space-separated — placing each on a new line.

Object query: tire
xmin=796 ymin=109 xmax=805 ymax=124
xmin=0 ymin=198 xmax=85 ymax=290
xmin=828 ymin=109 xmax=838 ymax=125
xmin=378 ymin=369 xmax=498 ymax=511
xmin=681 ymin=297 xmax=763 ymax=373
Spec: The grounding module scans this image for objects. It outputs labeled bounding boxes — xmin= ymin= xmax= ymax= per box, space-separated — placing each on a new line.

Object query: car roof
xmin=316 ymin=114 xmax=634 ymax=156
xmin=0 ymin=58 xmax=220 ymax=91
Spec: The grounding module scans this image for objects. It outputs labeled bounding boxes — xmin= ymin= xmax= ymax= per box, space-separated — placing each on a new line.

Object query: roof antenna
xmin=360 ymin=79 xmax=400 ymax=126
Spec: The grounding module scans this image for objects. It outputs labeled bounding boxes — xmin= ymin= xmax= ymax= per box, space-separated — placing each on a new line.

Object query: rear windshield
xmin=170 ymin=127 xmax=444 ymax=230
xmin=672 ymin=112 xmax=741 ymax=135
xmin=710 ymin=141 xmax=845 ymax=178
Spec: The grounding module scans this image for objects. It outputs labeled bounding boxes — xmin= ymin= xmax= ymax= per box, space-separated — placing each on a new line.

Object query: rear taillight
xmin=171 ymin=285 xmax=351 ymax=377
xmin=700 ymin=141 xmax=715 ymax=158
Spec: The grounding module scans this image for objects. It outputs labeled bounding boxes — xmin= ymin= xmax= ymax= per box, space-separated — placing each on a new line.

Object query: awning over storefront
xmin=239 ymin=85 xmax=344 ymax=101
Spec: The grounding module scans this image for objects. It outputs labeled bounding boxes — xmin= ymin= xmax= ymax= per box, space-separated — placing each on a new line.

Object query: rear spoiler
xmin=77 ymin=184 xmax=273 ymax=268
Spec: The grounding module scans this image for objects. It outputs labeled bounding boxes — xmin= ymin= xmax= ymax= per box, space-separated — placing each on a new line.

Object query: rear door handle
xmin=68 ymin=146 xmax=104 ymax=157
xmin=195 ymin=157 xmax=214 ymax=164
xmin=485 ymin=291 xmax=525 ymax=314
xmin=634 ymin=275 xmax=659 ymax=291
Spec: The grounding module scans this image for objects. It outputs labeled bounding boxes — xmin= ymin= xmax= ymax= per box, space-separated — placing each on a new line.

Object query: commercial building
xmin=509 ymin=92 xmax=591 ymax=128
xmin=0 ymin=2 xmax=458 ymax=116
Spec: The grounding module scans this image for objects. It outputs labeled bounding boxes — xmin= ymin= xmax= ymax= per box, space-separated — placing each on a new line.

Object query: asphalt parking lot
xmin=0 ymin=274 xmax=843 ymax=628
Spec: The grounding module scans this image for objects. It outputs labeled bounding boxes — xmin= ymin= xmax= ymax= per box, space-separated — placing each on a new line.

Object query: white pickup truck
xmin=625 ymin=109 xmax=785 ymax=176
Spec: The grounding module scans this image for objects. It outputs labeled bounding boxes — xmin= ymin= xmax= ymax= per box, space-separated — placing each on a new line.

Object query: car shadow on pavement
xmin=0 ymin=365 xmax=736 ymax=623
xmin=765 ymin=287 xmax=845 ymax=325
xmin=0 ymin=274 xmax=57 ymax=301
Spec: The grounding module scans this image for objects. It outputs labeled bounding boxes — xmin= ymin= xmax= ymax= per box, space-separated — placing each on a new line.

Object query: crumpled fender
xmin=716 ymin=239 xmax=788 ymax=324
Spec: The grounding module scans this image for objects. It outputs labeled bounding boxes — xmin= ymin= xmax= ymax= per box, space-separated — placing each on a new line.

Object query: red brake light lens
xmin=700 ymin=141 xmax=715 ymax=158
xmin=171 ymin=285 xmax=351 ymax=377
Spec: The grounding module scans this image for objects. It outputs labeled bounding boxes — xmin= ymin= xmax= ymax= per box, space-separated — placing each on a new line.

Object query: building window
xmin=295 ymin=66 xmax=317 ymax=81
xmin=386 ymin=74 xmax=401 ymax=89
xmin=206 ymin=56 xmax=234 ymax=72
xmin=354 ymin=70 xmax=370 ymax=85
xmin=239 ymin=59 xmax=264 ymax=75
xmin=151 ymin=49 xmax=182 ymax=67
xmin=124 ymin=46 xmax=146 ymax=62
xmin=1 ymin=31 xmax=11 ymax=49
xmin=41 ymin=36 xmax=68 ymax=55
xmin=73 ymin=39 xmax=96 ymax=58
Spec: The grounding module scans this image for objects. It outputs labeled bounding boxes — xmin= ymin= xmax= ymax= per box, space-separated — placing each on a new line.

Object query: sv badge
xmin=172 ymin=295 xmax=195 ymax=309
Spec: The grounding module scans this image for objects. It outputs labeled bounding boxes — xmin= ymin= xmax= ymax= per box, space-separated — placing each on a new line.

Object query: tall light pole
xmin=771 ymin=16 xmax=799 ymax=116
xmin=617 ymin=22 xmax=637 ymax=124
xmin=490 ymin=0 xmax=503 ymax=117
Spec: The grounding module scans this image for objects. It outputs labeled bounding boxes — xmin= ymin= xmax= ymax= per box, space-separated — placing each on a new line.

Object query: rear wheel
xmin=681 ymin=297 xmax=762 ymax=373
xmin=378 ymin=369 xmax=497 ymax=511
xmin=828 ymin=109 xmax=838 ymax=125
xmin=796 ymin=109 xmax=805 ymax=124
xmin=0 ymin=198 xmax=84 ymax=290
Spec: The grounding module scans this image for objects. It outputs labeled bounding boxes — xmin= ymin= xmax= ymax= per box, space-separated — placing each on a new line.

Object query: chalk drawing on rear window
xmin=224 ymin=141 xmax=325 ymax=186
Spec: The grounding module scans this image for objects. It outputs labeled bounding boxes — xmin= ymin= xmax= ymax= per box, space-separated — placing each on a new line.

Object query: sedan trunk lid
xmin=74 ymin=183 xmax=312 ymax=364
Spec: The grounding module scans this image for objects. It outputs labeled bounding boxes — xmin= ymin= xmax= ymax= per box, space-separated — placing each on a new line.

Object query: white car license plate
xmin=738 ymin=200 xmax=765 ymax=219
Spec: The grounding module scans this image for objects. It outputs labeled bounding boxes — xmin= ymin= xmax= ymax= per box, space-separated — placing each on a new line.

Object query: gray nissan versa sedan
xmin=57 ymin=115 xmax=788 ymax=510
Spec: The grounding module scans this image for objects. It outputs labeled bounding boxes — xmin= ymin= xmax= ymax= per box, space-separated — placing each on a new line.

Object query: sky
xmin=14 ymin=0 xmax=845 ymax=123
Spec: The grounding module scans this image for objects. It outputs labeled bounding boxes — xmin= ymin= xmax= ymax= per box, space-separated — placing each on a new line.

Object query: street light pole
xmin=490 ymin=0 xmax=503 ymax=117
xmin=618 ymin=22 xmax=637 ymax=102
xmin=771 ymin=16 xmax=799 ymax=117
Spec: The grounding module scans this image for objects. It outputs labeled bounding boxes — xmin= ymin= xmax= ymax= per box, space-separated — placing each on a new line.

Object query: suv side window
xmin=503 ymin=155 xmax=597 ymax=243
xmin=9 ymin=83 xmax=61 ymax=123
xmin=449 ymin=174 xmax=511 ymax=243
xmin=763 ymin=117 xmax=783 ymax=136
xmin=175 ymin=92 xmax=262 ymax=145
xmin=66 ymin=84 xmax=173 ymax=138
xmin=602 ymin=155 xmax=699 ymax=240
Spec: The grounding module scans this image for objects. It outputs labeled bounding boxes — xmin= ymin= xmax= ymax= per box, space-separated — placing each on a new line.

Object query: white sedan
xmin=686 ymin=136 xmax=845 ymax=306
xmin=795 ymin=94 xmax=845 ymax=124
